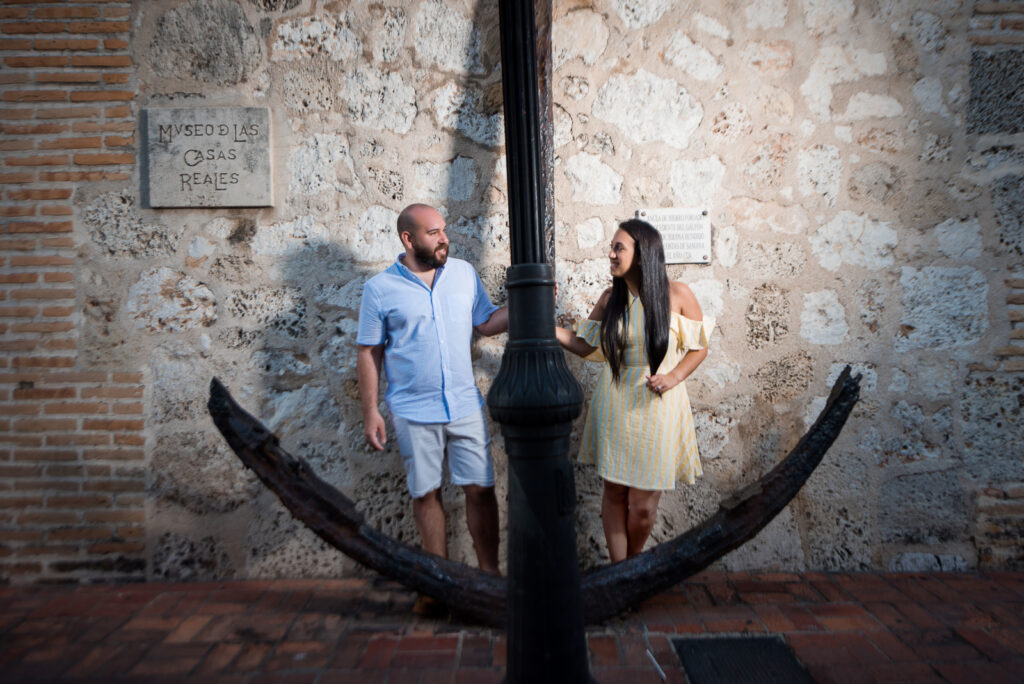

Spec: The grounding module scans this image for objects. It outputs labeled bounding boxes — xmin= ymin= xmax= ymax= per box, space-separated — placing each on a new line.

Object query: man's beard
xmin=414 ymin=241 xmax=448 ymax=268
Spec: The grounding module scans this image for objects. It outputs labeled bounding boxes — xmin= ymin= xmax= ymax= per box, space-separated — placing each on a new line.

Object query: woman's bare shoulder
xmin=669 ymin=281 xmax=702 ymax=318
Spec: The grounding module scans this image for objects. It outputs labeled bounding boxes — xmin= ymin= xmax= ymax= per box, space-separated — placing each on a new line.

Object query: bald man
xmin=356 ymin=204 xmax=507 ymax=578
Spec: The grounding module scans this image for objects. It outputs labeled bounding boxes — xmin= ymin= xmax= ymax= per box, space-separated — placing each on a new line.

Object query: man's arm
xmin=356 ymin=343 xmax=387 ymax=450
xmin=473 ymin=305 xmax=508 ymax=337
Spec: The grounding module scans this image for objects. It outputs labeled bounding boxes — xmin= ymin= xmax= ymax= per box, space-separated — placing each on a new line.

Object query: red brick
xmin=33 ymin=38 xmax=100 ymax=51
xmin=68 ymin=55 xmax=131 ymax=68
xmin=34 ymin=105 xmax=99 ymax=119
xmin=0 ymin=171 xmax=34 ymax=182
xmin=0 ymin=38 xmax=33 ymax=50
xmin=112 ymin=372 xmax=143 ymax=384
xmin=5 ymin=154 xmax=69 ymax=165
xmin=69 ymin=89 xmax=132 ymax=102
xmin=11 ymin=287 xmax=75 ymax=298
xmin=47 ymin=433 xmax=110 ymax=446
xmin=39 ymin=136 xmax=102 ymax=149
xmin=49 ymin=526 xmax=112 ymax=541
xmin=81 ymin=386 xmax=142 ymax=399
xmin=1 ymin=21 xmax=66 ymax=34
xmin=73 ymin=152 xmax=133 ymax=165
xmin=7 ymin=188 xmax=71 ymax=199
xmin=3 ymin=55 xmax=66 ymax=67
xmin=68 ymin=21 xmax=129 ymax=34
xmin=44 ymin=401 xmax=106 ymax=414
xmin=361 ymin=636 xmax=399 ymax=669
xmin=8 ymin=221 xmax=73 ymax=233
xmin=2 ymin=89 xmax=66 ymax=102
xmin=104 ymin=38 xmax=129 ymax=50
xmin=35 ymin=7 xmax=100 ymax=19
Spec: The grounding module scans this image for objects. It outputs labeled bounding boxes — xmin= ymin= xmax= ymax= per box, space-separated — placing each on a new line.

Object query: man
xmin=356 ymin=203 xmax=508 ymax=579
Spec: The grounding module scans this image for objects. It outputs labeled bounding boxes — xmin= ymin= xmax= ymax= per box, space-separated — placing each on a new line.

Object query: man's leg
xmin=412 ymin=488 xmax=447 ymax=558
xmin=462 ymin=484 xmax=499 ymax=573
xmin=446 ymin=409 xmax=499 ymax=573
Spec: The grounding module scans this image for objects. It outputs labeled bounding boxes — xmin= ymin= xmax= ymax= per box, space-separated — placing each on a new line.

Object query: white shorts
xmin=392 ymin=408 xmax=494 ymax=499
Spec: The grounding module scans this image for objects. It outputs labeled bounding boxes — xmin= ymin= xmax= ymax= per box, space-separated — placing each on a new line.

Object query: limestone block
xmin=756 ymin=85 xmax=795 ymax=122
xmin=447 ymin=213 xmax=510 ymax=259
xmin=801 ymin=450 xmax=872 ymax=570
xmin=554 ymin=105 xmax=573 ymax=149
xmin=710 ymin=103 xmax=752 ymax=141
xmin=798 ymin=144 xmax=842 ymax=206
xmin=210 ymin=255 xmax=256 ymax=284
xmin=339 ymin=67 xmax=417 ymax=134
xmin=912 ymin=77 xmax=949 ymax=118
xmin=411 ymin=156 xmax=476 ymax=202
xmin=153 ymin=531 xmax=235 ymax=581
xmin=371 ymin=6 xmax=406 ymax=64
xmin=593 ymin=70 xmax=702 ymax=149
xmin=801 ymin=45 xmax=887 ymax=120
xmin=611 ymin=0 xmax=672 ymax=28
xmin=800 ymin=290 xmax=848 ymax=345
xmin=282 ymin=67 xmax=333 ymax=111
xmin=226 ymin=285 xmax=307 ymax=339
xmin=432 ymin=83 xmax=503 ymax=147
xmin=746 ymin=284 xmax=790 ymax=349
xmin=149 ymin=348 xmax=200 ymax=427
xmin=934 ymin=217 xmax=982 ymax=260
xmin=910 ymin=12 xmax=946 ymax=53
xmin=827 ymin=363 xmax=877 ymax=394
xmin=81 ymin=270 xmax=130 ymax=367
xmin=728 ymin=197 xmax=809 ymax=235
xmin=670 ymin=156 xmax=725 ymax=206
xmin=151 ymin=431 xmax=257 ymax=514
xmin=848 ymin=163 xmax=905 ymax=205
xmin=741 ymin=241 xmax=806 ymax=280
xmin=251 ymin=216 xmax=332 ymax=258
xmin=745 ymin=0 xmax=788 ymax=29
xmin=889 ymin=553 xmax=967 ymax=572
xmin=740 ymin=41 xmax=793 ymax=77
xmin=715 ymin=224 xmax=738 ymax=267
xmin=968 ymin=49 xmax=1024 ymax=134
xmin=320 ymin=322 xmax=359 ymax=379
xmin=753 ymin=350 xmax=813 ymax=401
xmin=804 ymin=0 xmax=854 ymax=34
xmin=841 ymin=93 xmax=904 ymax=120
xmin=246 ymin=498 xmax=349 ymax=578
xmin=151 ymin=0 xmax=262 ymax=85
xmin=810 ymin=211 xmax=898 ymax=271
xmin=414 ymin=1 xmax=482 ymax=74
xmin=250 ymin=350 xmax=313 ymax=389
xmin=703 ymin=359 xmax=741 ymax=389
xmin=877 ymin=402 xmax=952 ymax=464
xmin=250 ymin=0 xmax=301 ymax=10
xmin=575 ymin=217 xmax=605 ymax=249
xmin=857 ymin=127 xmax=904 ymax=153
xmin=666 ymin=33 xmax=722 ymax=82
xmin=960 ymin=373 xmax=1024 ymax=481
xmin=722 ymin=507 xmax=806 ymax=571
xmin=368 ymin=167 xmax=405 ymax=203
xmin=896 ymin=266 xmax=988 ymax=351
xmin=313 ymin=277 xmax=368 ymax=315
xmin=264 ymin=384 xmax=341 ymax=437
xmin=693 ymin=408 xmax=738 ymax=461
xmin=272 ymin=12 xmax=361 ymax=62
xmin=345 ymin=205 xmax=402 ymax=264
xmin=689 ymin=279 xmax=725 ymax=319
xmin=992 ymin=175 xmax=1024 ymax=255
xmin=83 ymin=191 xmax=175 ymax=258
xmin=560 ymin=75 xmax=590 ymax=101
xmin=879 ymin=470 xmax=968 ymax=544
xmin=556 ymin=257 xmax=612 ymax=321
xmin=126 ymin=268 xmax=216 ymax=333
xmin=695 ymin=13 xmax=730 ymax=39
xmin=564 ymin=153 xmax=622 ymax=206
xmin=553 ymin=10 xmax=608 ymax=69
xmin=743 ymin=133 xmax=792 ymax=189
xmin=289 ymin=134 xmax=362 ymax=198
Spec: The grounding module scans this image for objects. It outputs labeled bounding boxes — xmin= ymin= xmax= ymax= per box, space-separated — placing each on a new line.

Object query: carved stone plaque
xmin=636 ymin=207 xmax=711 ymax=264
xmin=145 ymin=107 xmax=272 ymax=207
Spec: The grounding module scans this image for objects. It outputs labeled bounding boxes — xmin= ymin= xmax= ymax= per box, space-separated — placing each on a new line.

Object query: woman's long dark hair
xmin=601 ymin=219 xmax=671 ymax=382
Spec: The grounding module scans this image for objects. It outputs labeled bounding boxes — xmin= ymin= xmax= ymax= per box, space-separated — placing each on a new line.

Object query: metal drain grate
xmin=671 ymin=636 xmax=814 ymax=684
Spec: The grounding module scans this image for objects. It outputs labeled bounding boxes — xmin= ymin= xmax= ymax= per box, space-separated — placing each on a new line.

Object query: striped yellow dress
xmin=576 ymin=293 xmax=714 ymax=490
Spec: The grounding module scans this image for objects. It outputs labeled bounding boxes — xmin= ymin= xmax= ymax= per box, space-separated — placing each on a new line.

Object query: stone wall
xmin=0 ymin=0 xmax=1022 ymax=583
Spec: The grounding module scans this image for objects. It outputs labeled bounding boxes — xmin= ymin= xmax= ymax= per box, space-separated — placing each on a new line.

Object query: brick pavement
xmin=1 ymin=571 xmax=1022 ymax=682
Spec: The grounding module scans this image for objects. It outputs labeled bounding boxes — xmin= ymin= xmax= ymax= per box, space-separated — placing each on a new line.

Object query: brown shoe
xmin=412 ymin=594 xmax=448 ymax=619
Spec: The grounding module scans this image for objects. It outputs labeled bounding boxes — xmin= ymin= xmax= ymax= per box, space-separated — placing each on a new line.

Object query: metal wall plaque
xmin=145 ymin=107 xmax=272 ymax=208
xmin=636 ymin=207 xmax=711 ymax=264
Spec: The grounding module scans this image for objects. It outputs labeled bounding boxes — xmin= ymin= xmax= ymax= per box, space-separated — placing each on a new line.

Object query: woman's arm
xmin=555 ymin=289 xmax=610 ymax=358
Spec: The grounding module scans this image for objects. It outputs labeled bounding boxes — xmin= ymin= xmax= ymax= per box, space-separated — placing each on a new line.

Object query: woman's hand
xmin=645 ymin=372 xmax=681 ymax=396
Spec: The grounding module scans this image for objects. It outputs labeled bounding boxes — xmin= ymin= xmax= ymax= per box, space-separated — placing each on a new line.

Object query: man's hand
xmin=364 ymin=409 xmax=387 ymax=451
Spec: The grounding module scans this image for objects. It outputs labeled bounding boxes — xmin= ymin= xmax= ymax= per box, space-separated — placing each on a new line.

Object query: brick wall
xmin=0 ymin=0 xmax=144 ymax=582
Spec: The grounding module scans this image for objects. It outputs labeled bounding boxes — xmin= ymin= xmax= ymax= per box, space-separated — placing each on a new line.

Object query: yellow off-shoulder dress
xmin=576 ymin=293 xmax=714 ymax=490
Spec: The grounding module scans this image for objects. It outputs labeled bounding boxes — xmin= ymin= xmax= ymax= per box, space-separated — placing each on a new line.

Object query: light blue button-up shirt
xmin=357 ymin=255 xmax=499 ymax=423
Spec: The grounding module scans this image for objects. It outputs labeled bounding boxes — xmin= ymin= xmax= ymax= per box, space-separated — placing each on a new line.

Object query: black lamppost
xmin=487 ymin=1 xmax=591 ymax=682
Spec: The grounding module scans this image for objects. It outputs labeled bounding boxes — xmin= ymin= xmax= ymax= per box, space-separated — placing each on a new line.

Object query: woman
xmin=556 ymin=219 xmax=713 ymax=563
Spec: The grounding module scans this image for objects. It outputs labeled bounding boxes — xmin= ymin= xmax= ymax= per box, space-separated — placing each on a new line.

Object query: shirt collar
xmin=394 ymin=253 xmax=444 ymax=288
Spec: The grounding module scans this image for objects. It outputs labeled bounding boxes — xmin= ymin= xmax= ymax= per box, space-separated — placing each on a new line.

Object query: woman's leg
xmin=601 ymin=480 xmax=630 ymax=563
xmin=626 ymin=488 xmax=662 ymax=557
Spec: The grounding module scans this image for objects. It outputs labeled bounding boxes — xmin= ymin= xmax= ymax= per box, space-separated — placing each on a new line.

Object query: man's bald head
xmin=397 ymin=203 xmax=440 ymax=237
